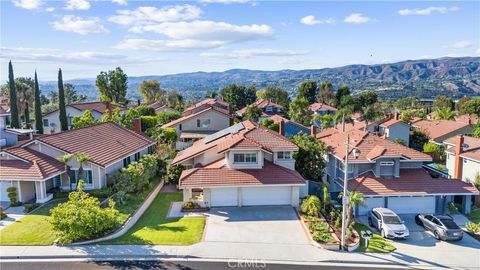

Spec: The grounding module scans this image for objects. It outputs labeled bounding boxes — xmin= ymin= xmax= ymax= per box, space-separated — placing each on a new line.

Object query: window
xmin=69 ymin=170 xmax=93 ymax=185
xmin=265 ymin=106 xmax=273 ymax=112
xmin=337 ymin=159 xmax=353 ymax=173
xmin=134 ymin=152 xmax=140 ymax=161
xmin=123 ymin=156 xmax=131 ymax=167
xmin=179 ymin=124 xmax=182 ymax=131
xmin=43 ymin=119 xmax=49 ymax=127
xmin=197 ymin=119 xmax=211 ymax=128
xmin=148 ymin=146 xmax=155 ymax=154
xmin=380 ymin=161 xmax=395 ymax=166
xmin=233 ymin=153 xmax=257 ymax=163
xmin=67 ymin=116 xmax=73 ymax=127
xmin=277 ymin=151 xmax=292 ymax=160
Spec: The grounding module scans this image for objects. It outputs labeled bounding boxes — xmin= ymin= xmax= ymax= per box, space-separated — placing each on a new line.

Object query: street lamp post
xmin=340 ymin=134 xmax=360 ymax=250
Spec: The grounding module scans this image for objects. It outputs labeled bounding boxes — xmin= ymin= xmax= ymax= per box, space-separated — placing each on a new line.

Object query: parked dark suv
xmin=415 ymin=214 xmax=463 ymax=241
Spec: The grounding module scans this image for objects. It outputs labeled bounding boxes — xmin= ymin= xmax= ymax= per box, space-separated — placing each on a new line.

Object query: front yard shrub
xmin=309 ymin=221 xmax=330 ymax=233
xmin=466 ymin=222 xmax=480 ymax=234
xmin=7 ymin=187 xmax=19 ymax=205
xmin=182 ymin=201 xmax=200 ymax=209
xmin=0 ymin=208 xmax=7 ymax=220
xmin=113 ymin=154 xmax=160 ymax=194
xmin=312 ymin=231 xmax=335 ymax=243
xmin=167 ymin=164 xmax=184 ymax=184
xmin=86 ymin=188 xmax=113 ymax=198
xmin=24 ymin=203 xmax=40 ymax=213
xmin=301 ymin=195 xmax=321 ymax=217
xmin=50 ymin=181 xmax=119 ymax=244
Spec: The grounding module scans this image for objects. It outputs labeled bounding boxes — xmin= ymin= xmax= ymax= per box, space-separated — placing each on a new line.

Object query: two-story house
xmin=172 ymin=120 xmax=305 ymax=207
xmin=377 ymin=114 xmax=411 ymax=146
xmin=411 ymin=118 xmax=472 ymax=144
xmin=317 ymin=129 xmax=478 ymax=216
xmin=0 ymin=106 xmax=35 ymax=147
xmin=36 ymin=101 xmax=126 ymax=134
xmin=445 ymin=135 xmax=480 ymax=184
xmin=0 ymin=121 xmax=155 ymax=204
xmin=163 ymin=98 xmax=232 ymax=150
xmin=236 ymin=100 xmax=284 ymax=120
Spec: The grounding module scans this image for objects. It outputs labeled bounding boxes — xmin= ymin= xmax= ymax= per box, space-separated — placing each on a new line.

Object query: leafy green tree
xmin=50 ymin=181 xmax=119 ymax=244
xmin=167 ymin=164 xmax=184 ymax=184
xmin=472 ymin=123 xmax=480 ymax=138
xmin=8 ymin=61 xmax=19 ymax=128
xmin=361 ymin=105 xmax=378 ymax=131
xmin=317 ymin=80 xmax=336 ymax=105
xmin=357 ymin=91 xmax=378 ymax=108
xmin=322 ymin=185 xmax=331 ymax=212
xmin=220 ymin=84 xmax=257 ymax=112
xmin=423 ymin=142 xmax=445 ymax=161
xmin=205 ymin=91 xmax=218 ymax=98
xmin=259 ymin=118 xmax=279 ymax=132
xmin=456 ymin=97 xmax=471 ymax=112
xmin=462 ymin=98 xmax=480 ymax=116
xmin=335 ymin=84 xmax=350 ymax=107
xmin=157 ymin=111 xmax=181 ymax=125
xmin=101 ymin=107 xmax=122 ymax=124
xmin=134 ymin=105 xmax=156 ymax=116
xmin=58 ymin=69 xmax=68 ymax=131
xmin=139 ymin=80 xmax=165 ymax=103
xmin=289 ymin=97 xmax=312 ymax=126
xmin=147 ymin=127 xmax=178 ymax=145
xmin=166 ymin=90 xmax=184 ymax=109
xmin=72 ymin=110 xmax=98 ymax=129
xmin=64 ymin=83 xmax=87 ymax=105
xmin=256 ymin=86 xmax=290 ymax=109
xmin=57 ymin=154 xmax=74 ymax=190
xmin=291 ymin=132 xmax=327 ymax=181
xmin=243 ymin=104 xmax=263 ymax=120
xmin=34 ymin=71 xmax=43 ymax=134
xmin=434 ymin=107 xmax=456 ymax=120
xmin=301 ymin=195 xmax=321 ymax=217
xmin=395 ymin=97 xmax=421 ymax=110
xmin=400 ymin=109 xmax=425 ymax=123
xmin=314 ymin=114 xmax=334 ymax=129
xmin=95 ymin=67 xmax=128 ymax=104
xmin=433 ymin=95 xmax=454 ymax=110
xmin=297 ymin=80 xmax=317 ymax=104
xmin=410 ymin=128 xmax=429 ymax=151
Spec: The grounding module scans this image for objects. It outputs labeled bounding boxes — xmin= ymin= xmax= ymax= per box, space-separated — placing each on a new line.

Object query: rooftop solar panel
xmin=204 ymin=123 xmax=245 ymax=144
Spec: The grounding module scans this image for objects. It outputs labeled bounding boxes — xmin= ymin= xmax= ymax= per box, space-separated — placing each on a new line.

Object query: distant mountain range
xmin=39 ymin=56 xmax=480 ymax=101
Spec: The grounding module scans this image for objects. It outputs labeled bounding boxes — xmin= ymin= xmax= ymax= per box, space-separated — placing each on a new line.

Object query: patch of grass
xmin=105 ymin=192 xmax=205 ymax=245
xmin=467 ymin=206 xmax=480 ymax=223
xmin=0 ymin=199 xmax=65 ymax=245
xmin=353 ymin=222 xmax=396 ymax=253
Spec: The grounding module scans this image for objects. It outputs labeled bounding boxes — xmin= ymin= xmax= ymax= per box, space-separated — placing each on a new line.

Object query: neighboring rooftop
xmin=183 ymin=98 xmax=230 ymax=116
xmin=411 ymin=118 xmax=471 ymax=140
xmin=43 ymin=101 xmax=126 ymax=117
xmin=348 ymin=169 xmax=478 ymax=196
xmin=379 ymin=118 xmax=408 ymax=128
xmin=309 ymin=102 xmax=337 ymax=112
xmin=29 ymin=122 xmax=154 ymax=167
xmin=162 ymin=106 xmax=231 ymax=128
xmin=445 ymin=135 xmax=480 ymax=162
xmin=172 ymin=120 xmax=298 ymax=164
xmin=236 ymin=100 xmax=283 ymax=117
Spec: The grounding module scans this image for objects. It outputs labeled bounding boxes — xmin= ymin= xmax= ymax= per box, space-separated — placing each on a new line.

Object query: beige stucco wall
xmin=18 ymin=181 xmax=35 ymax=203
xmin=169 ymin=110 xmax=230 ymax=136
xmin=35 ymin=107 xmax=104 ymax=134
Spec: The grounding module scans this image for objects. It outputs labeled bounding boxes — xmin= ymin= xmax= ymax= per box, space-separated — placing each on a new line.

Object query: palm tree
xmin=434 ymin=107 xmax=456 ymax=120
xmin=339 ymin=191 xmax=365 ymax=228
xmin=57 ymin=154 xmax=74 ymax=191
xmin=362 ymin=105 xmax=378 ymax=132
xmin=74 ymin=153 xmax=91 ymax=188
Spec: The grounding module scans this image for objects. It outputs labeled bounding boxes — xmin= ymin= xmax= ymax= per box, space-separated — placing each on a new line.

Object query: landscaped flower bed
xmin=301 ymin=214 xmax=340 ymax=250
xmin=181 ymin=201 xmax=209 ymax=212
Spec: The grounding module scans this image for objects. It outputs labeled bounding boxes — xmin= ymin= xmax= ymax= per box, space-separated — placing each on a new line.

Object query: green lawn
xmin=105 ymin=192 xmax=206 ymax=245
xmin=467 ymin=206 xmax=480 ymax=223
xmin=0 ymin=199 xmax=65 ymax=245
xmin=353 ymin=223 xmax=396 ymax=253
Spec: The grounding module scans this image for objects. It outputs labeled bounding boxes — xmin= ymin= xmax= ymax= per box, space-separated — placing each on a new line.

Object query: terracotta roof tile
xmin=162 ymin=106 xmax=230 ymax=128
xmin=445 ymin=136 xmax=480 ymax=162
xmin=179 ymin=160 xmax=305 ymax=188
xmin=411 ymin=119 xmax=470 ymax=140
xmin=348 ymin=169 xmax=479 ymax=196
xmin=236 ymin=100 xmax=283 ymax=116
xmin=183 ymin=98 xmax=230 ymax=116
xmin=34 ymin=122 xmax=154 ymax=167
xmin=309 ymin=102 xmax=337 ymax=112
xmin=379 ymin=118 xmax=407 ymax=128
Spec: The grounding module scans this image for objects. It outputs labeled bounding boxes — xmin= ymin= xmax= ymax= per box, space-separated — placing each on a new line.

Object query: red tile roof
xmin=309 ymin=102 xmax=337 ymax=112
xmin=172 ymin=120 xmax=298 ymax=164
xmin=183 ymin=98 xmax=230 ymax=116
xmin=379 ymin=118 xmax=407 ymax=128
xmin=445 ymin=136 xmax=480 ymax=162
xmin=411 ymin=119 xmax=471 ymax=140
xmin=32 ymin=122 xmax=154 ymax=167
xmin=162 ymin=106 xmax=231 ymax=128
xmin=179 ymin=160 xmax=305 ymax=188
xmin=317 ymin=129 xmax=432 ymax=162
xmin=268 ymin=115 xmax=309 ymax=130
xmin=236 ymin=100 xmax=283 ymax=116
xmin=348 ymin=169 xmax=479 ymax=196
xmin=0 ymin=147 xmax=65 ymax=181
xmin=71 ymin=101 xmax=126 ymax=114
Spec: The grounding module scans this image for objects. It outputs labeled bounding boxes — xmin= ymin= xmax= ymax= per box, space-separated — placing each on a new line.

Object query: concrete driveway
xmin=204 ymin=206 xmax=310 ymax=245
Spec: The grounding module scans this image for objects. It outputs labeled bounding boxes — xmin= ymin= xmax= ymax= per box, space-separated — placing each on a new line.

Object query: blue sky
xmin=1 ymin=0 xmax=479 ymax=81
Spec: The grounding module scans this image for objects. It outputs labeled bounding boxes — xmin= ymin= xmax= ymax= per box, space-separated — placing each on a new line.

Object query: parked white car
xmin=368 ymin=208 xmax=409 ymax=239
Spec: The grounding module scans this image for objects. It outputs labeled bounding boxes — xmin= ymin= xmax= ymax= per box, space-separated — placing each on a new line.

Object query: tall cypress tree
xmin=58 ymin=68 xmax=68 ymax=131
xmin=34 ymin=71 xmax=44 ymax=134
xmin=24 ymin=102 xmax=30 ymax=126
xmin=8 ymin=61 xmax=19 ymax=128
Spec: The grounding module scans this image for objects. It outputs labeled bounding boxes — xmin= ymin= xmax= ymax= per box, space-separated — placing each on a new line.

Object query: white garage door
xmin=242 ymin=186 xmax=292 ymax=206
xmin=388 ymin=196 xmax=436 ymax=214
xmin=358 ymin=197 xmax=385 ymax=215
xmin=0 ymin=181 xmax=14 ymax=202
xmin=210 ymin=187 xmax=238 ymax=207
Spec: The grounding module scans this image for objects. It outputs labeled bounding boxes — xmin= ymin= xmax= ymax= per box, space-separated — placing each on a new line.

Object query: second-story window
xmin=277 ymin=151 xmax=292 ymax=160
xmin=265 ymin=106 xmax=273 ymax=112
xmin=233 ymin=153 xmax=257 ymax=163
xmin=197 ymin=119 xmax=211 ymax=128
xmin=43 ymin=119 xmax=49 ymax=127
xmin=337 ymin=159 xmax=353 ymax=173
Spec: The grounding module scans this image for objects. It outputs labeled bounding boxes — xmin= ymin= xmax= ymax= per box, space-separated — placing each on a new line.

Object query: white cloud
xmin=398 ymin=6 xmax=458 ymax=16
xmin=112 ymin=0 xmax=127 ymax=5
xmin=200 ymin=0 xmax=249 ymax=3
xmin=200 ymin=48 xmax=309 ymax=59
xmin=114 ymin=38 xmax=226 ymax=51
xmin=12 ymin=0 xmax=42 ymax=10
xmin=108 ymin=5 xmax=201 ymax=26
xmin=52 ymin=16 xmax=108 ymax=35
xmin=344 ymin=13 xmax=371 ymax=24
xmin=300 ymin=15 xmax=336 ymax=25
xmin=45 ymin=7 xmax=55 ymax=12
xmin=476 ymin=48 xmax=480 ymax=55
xmin=65 ymin=0 xmax=90 ymax=10
xmin=451 ymin=40 xmax=473 ymax=49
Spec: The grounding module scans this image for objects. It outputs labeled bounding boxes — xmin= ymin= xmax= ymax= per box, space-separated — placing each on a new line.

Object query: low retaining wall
xmin=72 ymin=180 xmax=165 ymax=245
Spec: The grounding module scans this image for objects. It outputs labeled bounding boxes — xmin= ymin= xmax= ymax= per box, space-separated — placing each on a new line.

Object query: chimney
xmin=453 ymin=135 xmax=464 ymax=180
xmin=310 ymin=125 xmax=317 ymax=137
xmin=105 ymin=101 xmax=113 ymax=116
xmin=133 ymin=118 xmax=142 ymax=134
xmin=467 ymin=116 xmax=472 ymax=125
xmin=279 ymin=119 xmax=285 ymax=136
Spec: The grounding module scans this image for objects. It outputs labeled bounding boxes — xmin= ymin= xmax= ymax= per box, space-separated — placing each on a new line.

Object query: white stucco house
xmin=444 ymin=135 xmax=480 ymax=184
xmin=172 ymin=120 xmax=306 ymax=207
xmin=378 ymin=116 xmax=411 ymax=146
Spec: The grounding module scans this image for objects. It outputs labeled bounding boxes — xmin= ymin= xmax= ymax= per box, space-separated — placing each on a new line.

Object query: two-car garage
xmin=357 ymin=196 xmax=437 ymax=215
xmin=208 ymin=186 xmax=298 ymax=207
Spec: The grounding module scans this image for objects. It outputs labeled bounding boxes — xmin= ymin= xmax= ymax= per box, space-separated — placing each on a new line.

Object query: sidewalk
xmin=1 ymin=241 xmax=479 ymax=269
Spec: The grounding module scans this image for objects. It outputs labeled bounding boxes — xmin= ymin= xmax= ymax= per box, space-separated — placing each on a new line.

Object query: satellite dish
xmin=462 ymin=143 xmax=469 ymax=149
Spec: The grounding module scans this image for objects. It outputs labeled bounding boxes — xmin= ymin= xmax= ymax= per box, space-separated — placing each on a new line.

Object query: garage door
xmin=388 ymin=196 xmax=435 ymax=214
xmin=358 ymin=197 xmax=385 ymax=215
xmin=0 ymin=181 xmax=14 ymax=202
xmin=242 ymin=186 xmax=292 ymax=206
xmin=210 ymin=187 xmax=238 ymax=207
